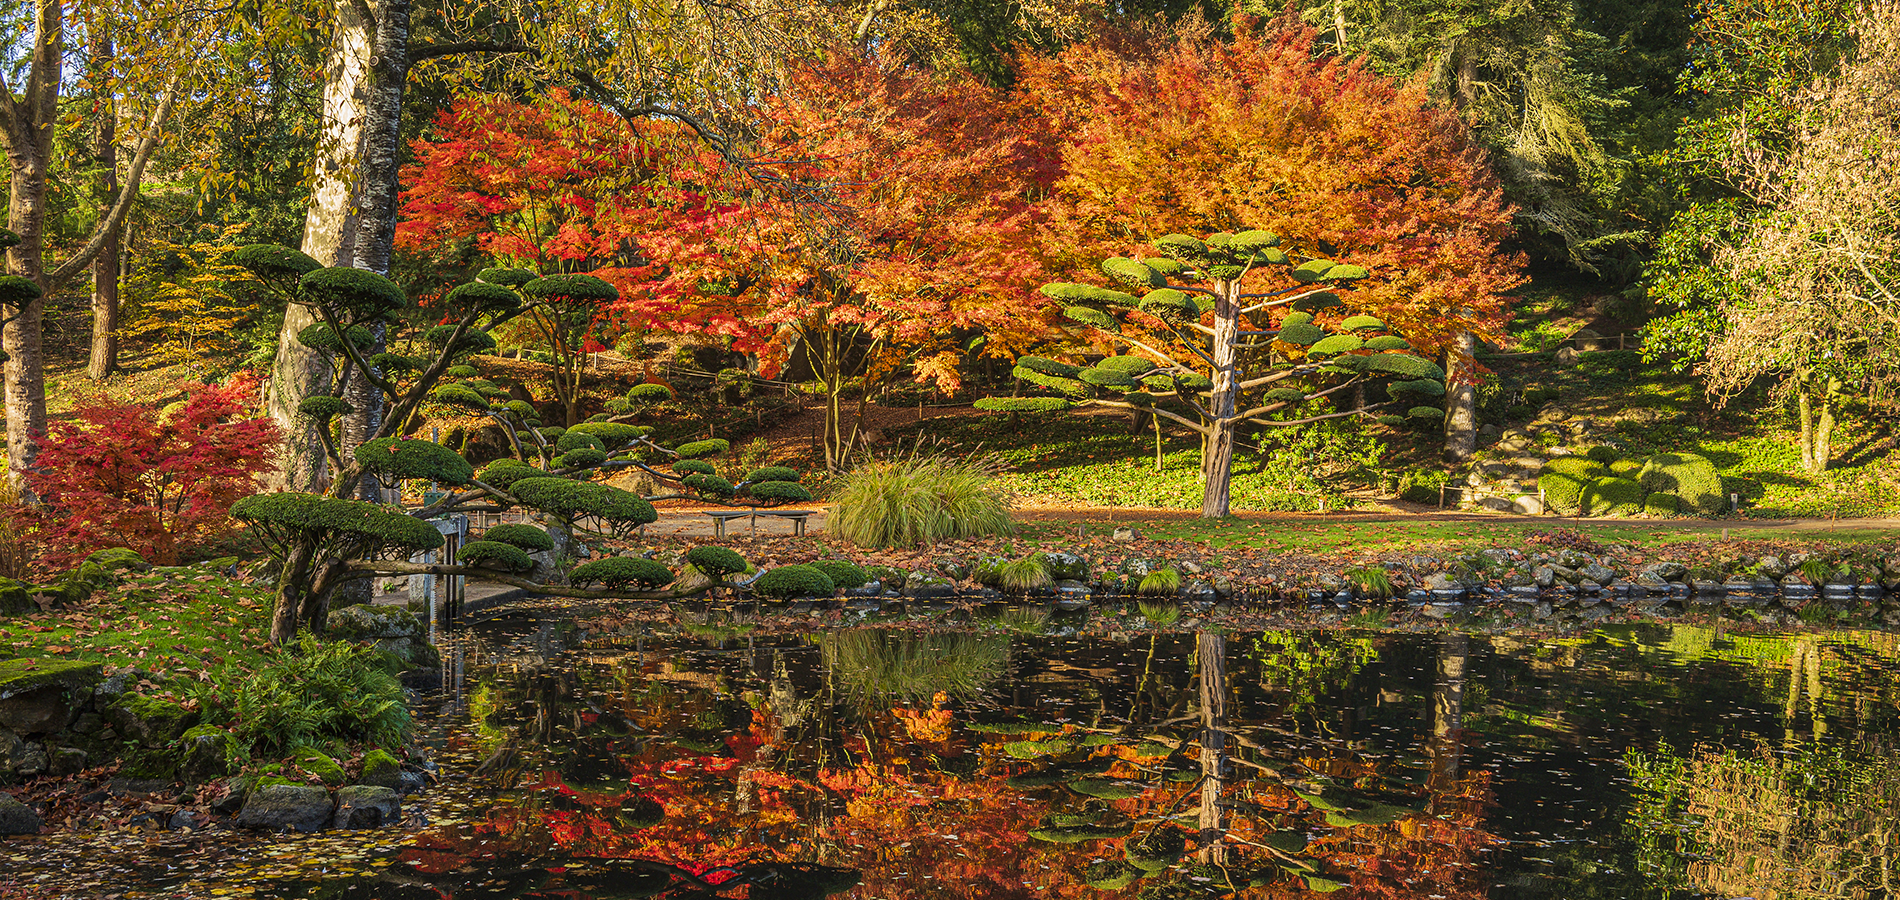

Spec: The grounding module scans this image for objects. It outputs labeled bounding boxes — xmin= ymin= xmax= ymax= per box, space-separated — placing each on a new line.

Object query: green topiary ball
xmin=569 ymin=557 xmax=674 ymax=589
xmin=750 ymin=564 xmax=836 ymax=599
xmin=297 ymin=396 xmax=353 ymax=421
xmin=231 ymin=244 xmax=322 ymax=281
xmin=806 ymin=559 xmax=869 ymax=590
xmin=1308 ymin=334 xmax=1363 ymax=356
xmin=684 ymin=546 xmax=748 ymax=577
xmin=973 ymin=397 xmax=1072 ymax=414
xmin=672 ymin=459 xmax=716 ymax=476
xmin=745 ymin=467 xmax=800 ymax=484
xmin=556 ymin=448 xmax=608 ymax=470
xmin=458 ymin=540 xmax=533 ymax=573
xmin=681 ymin=473 xmax=736 ymax=497
xmin=300 ymin=266 xmax=408 ymax=317
xmin=510 ymin=477 xmax=657 ymax=525
xmin=624 ymin=383 xmax=673 ymax=403
xmin=1582 ymin=477 xmax=1644 ymax=517
xmin=354 ymin=437 xmax=474 ymax=485
xmin=1636 ymin=452 xmax=1725 ymax=516
xmin=479 ymin=461 xmax=542 ymax=489
xmin=568 ymin=422 xmax=649 ymax=447
xmin=556 ymin=431 xmax=606 ymax=453
xmin=484 ymin=524 xmax=555 ymax=552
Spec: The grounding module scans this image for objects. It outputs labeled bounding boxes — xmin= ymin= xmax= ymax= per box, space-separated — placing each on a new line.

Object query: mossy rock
xmin=1581 ymin=477 xmax=1644 ymax=517
xmin=0 ymin=576 xmax=34 ymax=615
xmin=86 ymin=548 xmax=151 ymax=574
xmin=178 ymin=724 xmax=242 ymax=781
xmin=750 ymin=565 xmax=836 ymax=599
xmin=1637 ymin=452 xmax=1725 ymax=516
xmin=52 ymin=560 xmax=115 ymax=605
xmin=0 ymin=658 xmax=103 ymax=697
xmin=357 ymin=749 xmax=403 ymax=790
xmin=293 ymin=747 xmax=347 ymax=786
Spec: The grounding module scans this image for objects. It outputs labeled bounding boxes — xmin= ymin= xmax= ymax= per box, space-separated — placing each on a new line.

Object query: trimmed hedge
xmin=681 ymin=474 xmax=736 ymax=498
xmin=555 ymin=448 xmax=608 ymax=470
xmin=1538 ymin=472 xmax=1590 ymax=516
xmin=1643 ymin=492 xmax=1681 ymax=517
xmin=568 ymin=422 xmax=649 ymax=447
xmin=479 ymin=461 xmax=542 ymax=489
xmin=750 ymin=564 xmax=836 ymax=599
xmin=974 ymin=397 xmax=1072 ymax=413
xmin=569 ymin=557 xmax=674 ymax=589
xmin=556 ymin=431 xmax=605 ymax=453
xmin=300 ymin=266 xmax=407 ymax=316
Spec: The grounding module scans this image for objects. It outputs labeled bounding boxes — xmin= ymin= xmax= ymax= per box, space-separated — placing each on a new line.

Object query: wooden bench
xmin=706 ymin=509 xmax=819 ymax=538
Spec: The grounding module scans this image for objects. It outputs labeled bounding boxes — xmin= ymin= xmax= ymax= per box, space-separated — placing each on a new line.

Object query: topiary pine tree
xmin=229 ymin=247 xmax=806 ymax=644
xmin=983 ymin=230 xmax=1446 ymax=517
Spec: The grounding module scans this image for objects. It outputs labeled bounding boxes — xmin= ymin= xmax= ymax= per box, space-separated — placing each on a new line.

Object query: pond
xmin=10 ymin=615 xmax=1900 ymax=899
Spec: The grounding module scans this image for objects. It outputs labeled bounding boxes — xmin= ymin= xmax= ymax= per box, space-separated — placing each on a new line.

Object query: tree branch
xmin=49 ymin=72 xmax=184 ymax=287
xmin=409 ymin=41 xmax=532 ymax=63
xmin=344 ymin=559 xmax=725 ymax=600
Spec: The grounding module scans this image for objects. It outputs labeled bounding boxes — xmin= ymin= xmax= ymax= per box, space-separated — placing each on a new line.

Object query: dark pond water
xmin=11 ymin=618 xmax=1900 ymax=899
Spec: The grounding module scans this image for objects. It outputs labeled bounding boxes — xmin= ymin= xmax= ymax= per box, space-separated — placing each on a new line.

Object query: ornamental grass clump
xmin=998 ymin=555 xmax=1054 ymax=593
xmin=830 ymin=451 xmax=1013 ymax=549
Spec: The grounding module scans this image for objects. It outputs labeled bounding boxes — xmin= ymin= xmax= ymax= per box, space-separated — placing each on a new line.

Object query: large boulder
xmin=0 ymin=577 xmax=31 ymax=615
xmin=357 ymin=749 xmax=404 ymax=791
xmin=235 ymin=784 xmax=334 ymax=833
xmin=329 ymin=605 xmax=437 ymax=669
xmin=331 ymin=785 xmax=401 ymax=829
xmin=0 ymin=659 xmax=103 ymax=736
xmin=0 ymin=793 xmax=41 ymax=834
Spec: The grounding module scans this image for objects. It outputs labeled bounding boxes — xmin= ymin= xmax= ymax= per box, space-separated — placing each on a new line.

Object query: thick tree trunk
xmin=269 ymin=0 xmax=373 ymax=493
xmin=271 ymin=538 xmax=319 ymax=645
xmin=1200 ymin=280 xmax=1240 ymax=518
xmin=87 ymin=28 xmax=119 ymax=381
xmin=0 ymin=0 xmax=60 ymax=500
xmin=1443 ymin=331 xmax=1478 ymax=461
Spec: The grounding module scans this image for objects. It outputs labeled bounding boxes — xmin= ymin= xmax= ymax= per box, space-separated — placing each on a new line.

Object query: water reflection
xmin=15 ymin=621 xmax=1900 ymax=898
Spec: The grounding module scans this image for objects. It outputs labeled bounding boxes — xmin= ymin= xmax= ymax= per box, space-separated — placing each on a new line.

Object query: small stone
xmin=1756 ymin=556 xmax=1788 ymax=579
xmin=1111 ymin=527 xmax=1139 ymax=543
xmin=49 ymin=747 xmax=87 ymax=776
xmin=0 ymin=793 xmax=39 ymax=834
xmin=1533 ymin=566 xmax=1558 ymax=589
xmin=167 ymin=809 xmax=200 ymax=831
xmin=1512 ymin=494 xmax=1545 ymax=515
xmin=1579 ymin=563 xmax=1616 ymax=586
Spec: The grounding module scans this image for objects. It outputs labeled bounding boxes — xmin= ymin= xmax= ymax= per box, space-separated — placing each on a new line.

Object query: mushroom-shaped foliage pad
xmin=231 ymin=494 xmax=444 ymax=555
xmin=510 ymin=477 xmax=657 ymax=526
xmin=300 ymin=266 xmax=408 ymax=318
xmin=458 ymin=540 xmax=533 ymax=573
xmin=232 ymin=244 xmax=322 ymax=282
xmin=569 ymin=557 xmax=674 ymax=588
xmin=478 ymin=461 xmax=542 ymax=489
xmin=297 ymin=395 xmax=353 ymax=422
xmin=974 ymin=397 xmax=1073 ymax=414
xmin=745 ymin=467 xmax=800 ymax=484
xmin=446 ymin=281 xmax=521 ymax=314
xmin=354 ymin=437 xmax=474 ymax=485
xmin=748 ymin=481 xmax=812 ymax=503
xmin=568 ymin=422 xmax=649 ymax=447
xmin=478 ymin=267 xmax=537 ymax=287
xmin=673 ymin=439 xmax=729 ymax=460
xmin=521 ymin=273 xmax=619 ymax=303
xmin=297 ymin=323 xmax=374 ymax=352
xmin=807 ymin=559 xmax=869 ymax=590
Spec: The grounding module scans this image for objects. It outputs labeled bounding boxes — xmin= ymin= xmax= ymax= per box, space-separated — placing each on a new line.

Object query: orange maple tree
xmin=1020 ymin=14 xmax=1524 ymax=356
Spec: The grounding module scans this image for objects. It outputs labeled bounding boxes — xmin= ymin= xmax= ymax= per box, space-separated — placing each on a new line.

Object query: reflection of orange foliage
xmin=895 ymin=706 xmax=955 ymax=742
xmin=1295 ymin=771 xmax=1498 ymax=900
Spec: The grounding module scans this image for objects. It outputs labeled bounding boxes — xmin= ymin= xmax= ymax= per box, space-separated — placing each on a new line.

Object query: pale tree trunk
xmin=88 ymin=27 xmax=119 ymax=381
xmin=1797 ymin=375 xmax=1840 ymax=473
xmin=1199 ymin=279 xmax=1240 ymax=518
xmin=1 ymin=0 xmax=62 ymax=500
xmin=269 ymin=0 xmax=373 ymax=493
xmin=1195 ymin=631 xmax=1229 ymax=864
xmin=1443 ymin=330 xmax=1477 ymax=462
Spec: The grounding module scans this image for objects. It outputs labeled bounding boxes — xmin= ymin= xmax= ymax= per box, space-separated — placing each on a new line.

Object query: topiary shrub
xmin=483 ymin=524 xmax=554 ymax=552
xmin=354 ymin=437 xmax=474 ymax=485
xmin=672 ymin=459 xmax=716 ymax=476
xmin=232 ymin=495 xmax=444 ymax=555
xmin=569 ymin=557 xmax=675 ymax=589
xmin=1586 ymin=445 xmax=1620 ymax=463
xmin=1581 ymin=477 xmax=1644 ymax=517
xmin=681 ymin=473 xmax=737 ymax=498
xmin=555 ymin=448 xmax=608 ymax=469
xmin=479 ymin=461 xmax=542 ymax=489
xmin=567 ymin=422 xmax=648 ymax=447
xmin=1608 ymin=459 xmax=1644 ymax=478
xmin=745 ymin=466 xmax=800 ymax=484
xmin=556 ymin=431 xmax=605 ymax=453
xmin=1643 ymin=492 xmax=1681 ymax=517
xmin=750 ymin=564 xmax=836 ymax=599
xmin=684 ymin=546 xmax=748 ymax=578
xmin=509 ymin=477 xmax=657 ymax=526
xmin=458 ymin=540 xmax=533 ymax=573
xmin=748 ymin=481 xmax=813 ymax=503
xmin=299 ymin=266 xmax=407 ymax=317
xmin=298 ymin=395 xmax=353 ymax=422
xmin=973 ymin=397 xmax=1073 ymax=413
xmin=674 ymin=439 xmax=730 ymax=460
xmin=1637 ymin=452 xmax=1725 ymax=516
xmin=807 ymin=559 xmax=869 ymax=590
xmin=1538 ymin=472 xmax=1590 ymax=516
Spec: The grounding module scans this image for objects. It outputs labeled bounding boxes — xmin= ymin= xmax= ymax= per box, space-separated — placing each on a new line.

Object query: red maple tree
xmin=22 ymin=376 xmax=279 ymax=569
